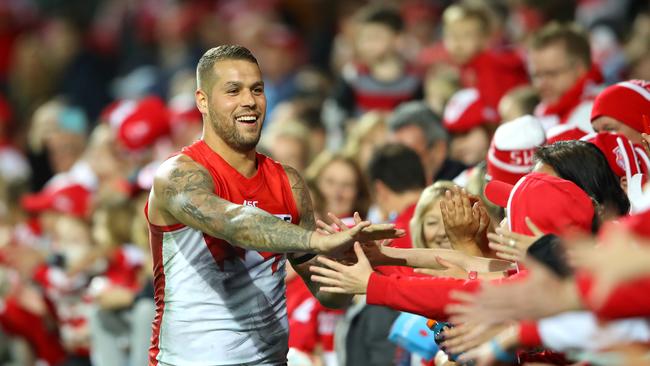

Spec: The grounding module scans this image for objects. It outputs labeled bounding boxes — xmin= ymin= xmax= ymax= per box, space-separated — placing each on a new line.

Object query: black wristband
xmin=289 ymin=253 xmax=316 ymax=265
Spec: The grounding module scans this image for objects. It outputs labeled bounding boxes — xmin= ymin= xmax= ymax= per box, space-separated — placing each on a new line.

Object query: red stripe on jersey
xmin=149 ymin=227 xmax=166 ymax=365
xmin=144 ymin=201 xmax=186 ymax=232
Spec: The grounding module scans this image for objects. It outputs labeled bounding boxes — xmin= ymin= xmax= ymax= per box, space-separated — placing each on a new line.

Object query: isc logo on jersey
xmin=243 ymin=200 xmax=292 ymax=222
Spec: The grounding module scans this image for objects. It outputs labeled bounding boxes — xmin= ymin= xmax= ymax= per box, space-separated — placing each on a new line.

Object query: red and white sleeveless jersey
xmin=147 ymin=140 xmax=300 ymax=366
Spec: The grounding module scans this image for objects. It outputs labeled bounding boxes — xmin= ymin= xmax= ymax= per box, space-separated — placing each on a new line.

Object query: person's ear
xmin=195 ymin=89 xmax=209 ymax=115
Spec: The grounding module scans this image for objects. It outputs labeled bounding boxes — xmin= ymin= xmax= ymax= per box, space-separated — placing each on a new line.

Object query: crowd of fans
xmin=0 ymin=0 xmax=650 ymax=365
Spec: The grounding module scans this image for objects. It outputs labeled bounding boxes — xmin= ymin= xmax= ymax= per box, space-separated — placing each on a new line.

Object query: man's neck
xmin=202 ymin=130 xmax=257 ymax=178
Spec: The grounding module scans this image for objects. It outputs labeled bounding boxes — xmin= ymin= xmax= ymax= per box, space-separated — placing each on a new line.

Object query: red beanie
xmin=591 ymin=80 xmax=650 ymax=133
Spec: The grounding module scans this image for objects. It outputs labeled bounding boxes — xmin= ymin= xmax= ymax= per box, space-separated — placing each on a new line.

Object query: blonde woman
xmin=410 ymin=181 xmax=456 ymax=250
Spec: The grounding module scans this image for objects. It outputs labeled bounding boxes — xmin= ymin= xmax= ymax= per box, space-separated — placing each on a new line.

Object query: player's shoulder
xmin=280 ymin=163 xmax=304 ymax=188
xmin=153 ymin=154 xmax=213 ymax=194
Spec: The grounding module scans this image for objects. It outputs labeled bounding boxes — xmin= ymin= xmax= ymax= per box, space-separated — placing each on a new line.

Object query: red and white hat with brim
xmin=21 ymin=184 xmax=92 ymax=219
xmin=107 ymin=96 xmax=171 ymax=151
xmin=443 ymin=88 xmax=498 ymax=133
xmin=486 ymin=115 xmax=546 ymax=185
xmin=484 ymin=172 xmax=595 ymax=236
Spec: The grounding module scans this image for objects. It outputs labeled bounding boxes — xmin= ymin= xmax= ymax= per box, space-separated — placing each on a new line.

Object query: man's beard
xmin=208 ymin=108 xmax=261 ymax=153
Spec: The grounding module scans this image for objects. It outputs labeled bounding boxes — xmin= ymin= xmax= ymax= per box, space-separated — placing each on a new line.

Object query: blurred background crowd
xmin=0 ymin=0 xmax=650 ymax=365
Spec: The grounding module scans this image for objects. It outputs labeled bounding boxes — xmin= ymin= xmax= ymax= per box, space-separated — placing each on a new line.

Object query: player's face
xmin=207 ymin=60 xmax=266 ymax=152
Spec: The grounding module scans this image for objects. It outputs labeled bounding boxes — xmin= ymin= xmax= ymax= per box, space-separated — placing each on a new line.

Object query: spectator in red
xmin=529 ymin=22 xmax=603 ymax=142
xmin=442 ymin=3 xmax=528 ymax=114
xmin=309 ymin=140 xmax=629 ymax=320
xmin=88 ymin=199 xmax=151 ymax=366
xmin=0 ymin=266 xmax=67 ymax=366
xmin=581 ymin=132 xmax=644 ymax=194
xmin=20 ymin=183 xmax=95 ymax=366
xmin=367 ymin=144 xmax=427 ymax=249
xmin=443 ymin=88 xmax=498 ymax=167
xmin=590 ymin=79 xmax=650 ymax=173
xmin=323 ymin=4 xmax=422 ymax=148
xmin=285 ymin=264 xmax=341 ymax=366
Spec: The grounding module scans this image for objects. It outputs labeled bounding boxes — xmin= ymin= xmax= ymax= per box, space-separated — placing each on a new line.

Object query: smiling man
xmin=145 ymin=45 xmax=403 ymax=366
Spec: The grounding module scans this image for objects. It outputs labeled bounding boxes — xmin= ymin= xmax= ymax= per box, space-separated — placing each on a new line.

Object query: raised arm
xmin=149 ymin=155 xmax=403 ymax=255
xmin=282 ymin=165 xmax=353 ymax=308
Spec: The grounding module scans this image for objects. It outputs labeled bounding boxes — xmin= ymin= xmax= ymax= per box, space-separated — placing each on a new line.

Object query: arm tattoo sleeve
xmin=159 ymin=159 xmax=313 ymax=253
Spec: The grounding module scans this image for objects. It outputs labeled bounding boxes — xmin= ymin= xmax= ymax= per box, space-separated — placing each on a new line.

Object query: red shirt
xmin=389 ymin=204 xmax=416 ymax=249
xmin=459 ymin=50 xmax=529 ymax=111
xmin=286 ymin=277 xmax=342 ymax=353
xmin=376 ymin=204 xmax=417 ymax=277
xmin=104 ymin=244 xmax=145 ymax=291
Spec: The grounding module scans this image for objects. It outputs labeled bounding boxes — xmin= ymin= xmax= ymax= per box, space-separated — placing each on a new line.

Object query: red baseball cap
xmin=486 ymin=115 xmax=546 ymax=185
xmin=485 ymin=172 xmax=595 ymax=236
xmin=443 ymin=88 xmax=498 ymax=133
xmin=591 ymin=80 xmax=650 ymax=133
xmin=21 ymin=184 xmax=92 ymax=219
xmin=107 ymin=96 xmax=171 ymax=151
xmin=581 ymin=132 xmax=642 ymax=179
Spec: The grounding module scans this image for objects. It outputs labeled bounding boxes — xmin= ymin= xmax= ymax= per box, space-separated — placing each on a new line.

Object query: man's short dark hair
xmin=356 ymin=5 xmax=404 ymax=32
xmin=529 ymin=22 xmax=591 ymax=68
xmin=368 ymin=143 xmax=426 ymax=193
xmin=387 ymin=101 xmax=448 ymax=147
xmin=197 ymin=45 xmax=259 ymax=91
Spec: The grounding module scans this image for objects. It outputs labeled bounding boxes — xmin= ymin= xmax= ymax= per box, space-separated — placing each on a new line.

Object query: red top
xmin=104 ymin=245 xmax=145 ymax=291
xmin=389 ymin=204 xmax=416 ymax=249
xmin=180 ymin=140 xmax=300 ymax=270
xmin=376 ymin=204 xmax=417 ymax=276
xmin=460 ymin=50 xmax=529 ymax=111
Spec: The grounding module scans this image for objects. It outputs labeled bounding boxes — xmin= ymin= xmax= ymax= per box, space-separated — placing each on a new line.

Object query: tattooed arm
xmin=148 ymin=155 xmax=402 ymax=254
xmin=283 ymin=165 xmax=353 ymax=308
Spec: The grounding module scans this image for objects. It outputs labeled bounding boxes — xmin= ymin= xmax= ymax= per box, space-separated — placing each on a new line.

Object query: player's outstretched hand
xmin=310 ymin=219 xmax=404 ymax=256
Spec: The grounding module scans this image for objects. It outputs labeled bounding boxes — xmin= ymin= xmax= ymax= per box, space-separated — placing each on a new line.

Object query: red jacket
xmin=366 ymin=272 xmax=481 ymax=320
xmin=459 ymin=50 xmax=529 ymax=111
